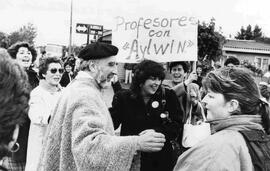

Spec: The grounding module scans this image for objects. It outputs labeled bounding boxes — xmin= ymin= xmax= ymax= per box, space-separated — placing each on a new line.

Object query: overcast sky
xmin=1 ymin=0 xmax=270 ymax=46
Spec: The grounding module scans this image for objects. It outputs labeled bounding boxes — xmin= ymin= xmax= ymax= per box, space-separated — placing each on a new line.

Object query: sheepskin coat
xmin=38 ymin=71 xmax=140 ymax=171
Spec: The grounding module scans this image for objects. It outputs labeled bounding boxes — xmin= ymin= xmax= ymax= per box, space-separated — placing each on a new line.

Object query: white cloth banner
xmin=112 ymin=14 xmax=198 ymax=63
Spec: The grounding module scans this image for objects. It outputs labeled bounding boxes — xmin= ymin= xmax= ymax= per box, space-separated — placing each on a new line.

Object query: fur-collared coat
xmin=38 ymin=73 xmax=140 ymax=171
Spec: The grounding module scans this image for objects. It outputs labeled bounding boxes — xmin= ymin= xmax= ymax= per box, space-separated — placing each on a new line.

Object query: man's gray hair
xmin=79 ymin=59 xmax=99 ymax=71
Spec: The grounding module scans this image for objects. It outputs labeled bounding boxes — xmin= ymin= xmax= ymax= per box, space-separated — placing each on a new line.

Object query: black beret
xmin=78 ymin=42 xmax=119 ymax=60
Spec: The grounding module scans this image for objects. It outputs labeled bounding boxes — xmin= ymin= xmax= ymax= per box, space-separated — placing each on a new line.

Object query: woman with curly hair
xmin=0 ymin=50 xmax=30 ymax=171
xmin=25 ymin=57 xmax=63 ymax=171
xmin=4 ymin=42 xmax=39 ymax=171
xmin=7 ymin=42 xmax=39 ymax=89
xmin=110 ymin=60 xmax=182 ymax=171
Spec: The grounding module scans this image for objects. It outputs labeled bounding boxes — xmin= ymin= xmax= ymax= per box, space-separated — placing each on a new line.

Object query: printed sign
xmin=112 ymin=15 xmax=198 ymax=63
xmin=76 ymin=23 xmax=103 ymax=35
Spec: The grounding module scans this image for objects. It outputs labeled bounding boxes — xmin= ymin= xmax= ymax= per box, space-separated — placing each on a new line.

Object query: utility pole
xmin=68 ymin=0 xmax=73 ymax=56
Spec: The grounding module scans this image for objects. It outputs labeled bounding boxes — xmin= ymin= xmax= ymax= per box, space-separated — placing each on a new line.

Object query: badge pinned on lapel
xmin=160 ymin=113 xmax=167 ymax=119
xmin=151 ymin=101 xmax=159 ymax=108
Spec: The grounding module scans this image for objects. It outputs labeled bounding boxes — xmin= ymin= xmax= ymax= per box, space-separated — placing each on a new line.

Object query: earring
xmin=10 ymin=142 xmax=20 ymax=153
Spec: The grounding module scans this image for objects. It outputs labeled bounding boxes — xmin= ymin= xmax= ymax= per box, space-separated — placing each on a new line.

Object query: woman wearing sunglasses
xmin=25 ymin=57 xmax=63 ymax=171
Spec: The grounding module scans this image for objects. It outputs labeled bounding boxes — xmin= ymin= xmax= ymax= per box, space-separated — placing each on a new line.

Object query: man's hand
xmin=136 ymin=129 xmax=165 ymax=152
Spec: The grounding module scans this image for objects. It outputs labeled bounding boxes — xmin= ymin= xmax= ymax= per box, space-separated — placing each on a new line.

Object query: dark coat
xmin=12 ymin=68 xmax=39 ymax=162
xmin=60 ymin=72 xmax=74 ymax=87
xmin=27 ymin=68 xmax=39 ymax=90
xmin=110 ymin=87 xmax=183 ymax=171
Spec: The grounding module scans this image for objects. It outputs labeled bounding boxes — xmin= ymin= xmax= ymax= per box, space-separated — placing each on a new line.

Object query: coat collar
xmin=74 ymin=71 xmax=102 ymax=91
xmin=209 ymin=115 xmax=263 ymax=134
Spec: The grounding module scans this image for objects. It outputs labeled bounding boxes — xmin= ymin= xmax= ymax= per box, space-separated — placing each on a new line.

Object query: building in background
xmin=45 ymin=44 xmax=65 ymax=58
xmin=222 ymin=39 xmax=270 ymax=72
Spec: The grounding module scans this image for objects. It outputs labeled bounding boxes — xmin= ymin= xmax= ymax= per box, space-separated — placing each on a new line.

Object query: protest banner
xmin=112 ymin=14 xmax=198 ymax=63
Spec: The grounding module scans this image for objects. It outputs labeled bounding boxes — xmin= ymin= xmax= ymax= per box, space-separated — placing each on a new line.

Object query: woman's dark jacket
xmin=12 ymin=68 xmax=39 ymax=162
xmin=60 ymin=72 xmax=74 ymax=87
xmin=109 ymin=86 xmax=183 ymax=171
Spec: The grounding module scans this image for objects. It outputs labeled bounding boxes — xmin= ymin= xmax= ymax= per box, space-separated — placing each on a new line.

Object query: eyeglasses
xmin=49 ymin=68 xmax=64 ymax=74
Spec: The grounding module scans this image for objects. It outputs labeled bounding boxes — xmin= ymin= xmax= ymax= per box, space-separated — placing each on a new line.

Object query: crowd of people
xmin=0 ymin=40 xmax=270 ymax=171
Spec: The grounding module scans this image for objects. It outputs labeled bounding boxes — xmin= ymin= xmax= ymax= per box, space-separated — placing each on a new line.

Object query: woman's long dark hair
xmin=0 ymin=53 xmax=30 ymax=159
xmin=203 ymin=67 xmax=270 ymax=134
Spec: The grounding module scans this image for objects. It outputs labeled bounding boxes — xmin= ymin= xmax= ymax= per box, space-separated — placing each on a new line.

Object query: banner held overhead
xmin=112 ymin=15 xmax=198 ymax=63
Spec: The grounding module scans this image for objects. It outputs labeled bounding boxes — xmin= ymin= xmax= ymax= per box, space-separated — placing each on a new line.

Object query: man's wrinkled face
xmin=94 ymin=56 xmax=117 ymax=88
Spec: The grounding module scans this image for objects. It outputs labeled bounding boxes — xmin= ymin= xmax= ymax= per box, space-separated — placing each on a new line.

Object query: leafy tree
xmin=253 ymin=25 xmax=262 ymax=39
xmin=236 ymin=26 xmax=246 ymax=40
xmin=197 ymin=18 xmax=225 ymax=72
xmin=245 ymin=25 xmax=253 ymax=40
xmin=256 ymin=36 xmax=270 ymax=44
xmin=8 ymin=23 xmax=37 ymax=45
xmin=235 ymin=24 xmax=263 ymax=40
xmin=0 ymin=31 xmax=9 ymax=48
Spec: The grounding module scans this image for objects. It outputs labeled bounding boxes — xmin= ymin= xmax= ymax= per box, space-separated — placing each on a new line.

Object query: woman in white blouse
xmin=25 ymin=57 xmax=63 ymax=171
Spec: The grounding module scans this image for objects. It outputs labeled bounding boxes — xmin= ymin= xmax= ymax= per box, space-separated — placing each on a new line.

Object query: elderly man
xmin=38 ymin=42 xmax=165 ymax=171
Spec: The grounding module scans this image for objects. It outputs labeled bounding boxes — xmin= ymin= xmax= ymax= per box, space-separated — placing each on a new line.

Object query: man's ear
xmin=228 ymin=99 xmax=239 ymax=113
xmin=88 ymin=61 xmax=96 ymax=72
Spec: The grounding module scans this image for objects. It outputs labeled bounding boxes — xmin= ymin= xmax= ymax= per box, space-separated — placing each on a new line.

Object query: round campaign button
xmin=160 ymin=113 xmax=167 ymax=119
xmin=152 ymin=101 xmax=159 ymax=108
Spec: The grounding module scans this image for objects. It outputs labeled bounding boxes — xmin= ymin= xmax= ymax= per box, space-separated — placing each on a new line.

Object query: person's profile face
xmin=171 ymin=64 xmax=185 ymax=83
xmin=202 ymin=89 xmax=231 ymax=121
xmin=96 ymin=56 xmax=117 ymax=88
xmin=16 ymin=47 xmax=33 ymax=68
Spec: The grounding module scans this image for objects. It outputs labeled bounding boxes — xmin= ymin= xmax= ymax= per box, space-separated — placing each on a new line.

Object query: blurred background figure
xmin=261 ymin=64 xmax=270 ymax=85
xmin=213 ymin=61 xmax=221 ymax=70
xmin=259 ymin=82 xmax=270 ymax=103
xmin=0 ymin=50 xmax=30 ymax=171
xmin=60 ymin=61 xmax=74 ymax=87
xmin=224 ymin=56 xmax=240 ymax=69
xmin=25 ymin=57 xmax=63 ymax=171
xmin=65 ymin=54 xmax=76 ymax=71
xmin=124 ymin=63 xmax=135 ymax=84
xmin=163 ymin=62 xmax=189 ymax=88
xmin=183 ymin=83 xmax=203 ymax=124
xmin=4 ymin=42 xmax=39 ymax=171
xmin=193 ymin=64 xmax=204 ymax=88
